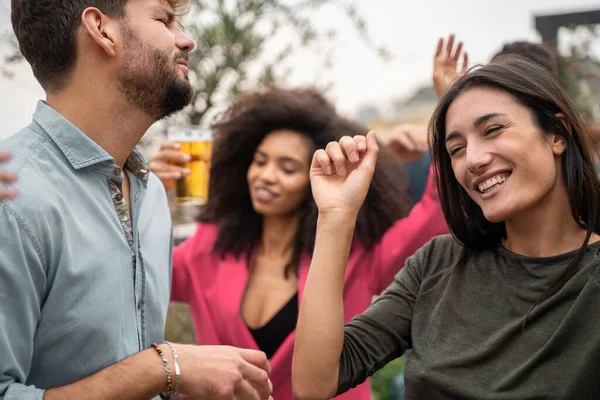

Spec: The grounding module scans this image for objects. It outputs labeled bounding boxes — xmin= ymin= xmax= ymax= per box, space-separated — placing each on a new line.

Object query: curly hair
xmin=199 ymin=86 xmax=413 ymax=277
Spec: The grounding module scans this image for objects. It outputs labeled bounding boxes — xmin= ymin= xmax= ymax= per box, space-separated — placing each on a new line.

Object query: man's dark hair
xmin=11 ymin=0 xmax=187 ymax=91
xmin=491 ymin=41 xmax=559 ymax=77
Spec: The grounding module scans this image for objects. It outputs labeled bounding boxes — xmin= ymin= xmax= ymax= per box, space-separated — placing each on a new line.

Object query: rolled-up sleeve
xmin=0 ymin=203 xmax=46 ymax=400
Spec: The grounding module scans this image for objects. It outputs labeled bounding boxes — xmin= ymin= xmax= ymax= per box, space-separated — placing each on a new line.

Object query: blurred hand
xmin=310 ymin=131 xmax=379 ymax=218
xmin=386 ymin=124 xmax=429 ymax=162
xmin=432 ymin=34 xmax=468 ymax=99
xmin=148 ymin=142 xmax=191 ymax=191
xmin=0 ymin=152 xmax=18 ymax=200
xmin=177 ymin=345 xmax=273 ymax=400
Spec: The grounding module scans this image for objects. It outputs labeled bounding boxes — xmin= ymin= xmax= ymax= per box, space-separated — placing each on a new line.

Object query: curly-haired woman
xmin=150 ymin=86 xmax=448 ymax=400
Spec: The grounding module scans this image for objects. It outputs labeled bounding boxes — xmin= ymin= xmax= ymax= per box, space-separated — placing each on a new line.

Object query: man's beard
xmin=117 ymin=24 xmax=193 ymax=120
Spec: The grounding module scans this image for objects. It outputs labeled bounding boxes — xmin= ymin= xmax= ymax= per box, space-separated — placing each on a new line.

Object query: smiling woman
xmin=149 ymin=85 xmax=448 ymax=400
xmin=432 ymin=56 xmax=600 ymax=255
xmin=246 ymin=129 xmax=313 ymax=218
xmin=443 ymin=88 xmax=567 ymax=224
xmin=291 ymin=56 xmax=600 ymax=400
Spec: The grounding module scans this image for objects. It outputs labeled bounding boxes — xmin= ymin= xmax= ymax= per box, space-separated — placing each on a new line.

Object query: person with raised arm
xmin=150 ymin=86 xmax=448 ymax=400
xmin=293 ymin=57 xmax=600 ymax=399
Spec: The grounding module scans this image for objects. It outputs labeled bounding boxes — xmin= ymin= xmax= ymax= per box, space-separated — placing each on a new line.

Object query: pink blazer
xmin=171 ymin=168 xmax=448 ymax=400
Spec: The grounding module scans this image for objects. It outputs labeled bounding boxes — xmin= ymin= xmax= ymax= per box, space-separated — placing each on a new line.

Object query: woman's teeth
xmin=256 ymin=188 xmax=276 ymax=201
xmin=478 ymin=174 xmax=509 ymax=194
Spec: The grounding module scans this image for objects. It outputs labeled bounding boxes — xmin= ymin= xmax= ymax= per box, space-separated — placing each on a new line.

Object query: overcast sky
xmin=1 ymin=0 xmax=599 ymax=138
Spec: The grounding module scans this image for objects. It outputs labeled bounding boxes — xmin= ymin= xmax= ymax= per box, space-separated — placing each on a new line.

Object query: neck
xmin=46 ymin=81 xmax=155 ymax=168
xmin=260 ymin=213 xmax=301 ymax=259
xmin=503 ymin=182 xmax=590 ymax=257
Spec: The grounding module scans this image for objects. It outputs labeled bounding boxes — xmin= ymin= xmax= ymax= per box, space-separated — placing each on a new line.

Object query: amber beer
xmin=168 ymin=127 xmax=213 ymax=206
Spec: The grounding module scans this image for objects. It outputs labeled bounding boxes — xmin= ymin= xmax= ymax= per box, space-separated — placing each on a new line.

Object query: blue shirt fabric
xmin=0 ymin=101 xmax=173 ymax=399
xmin=404 ymin=152 xmax=431 ymax=204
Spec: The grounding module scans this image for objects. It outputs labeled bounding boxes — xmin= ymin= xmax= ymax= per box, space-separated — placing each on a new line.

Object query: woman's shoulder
xmin=176 ymin=222 xmax=220 ymax=255
xmin=407 ymin=234 xmax=465 ymax=276
xmin=195 ymin=221 xmax=219 ymax=235
xmin=194 ymin=222 xmax=220 ymax=245
xmin=416 ymin=234 xmax=462 ymax=258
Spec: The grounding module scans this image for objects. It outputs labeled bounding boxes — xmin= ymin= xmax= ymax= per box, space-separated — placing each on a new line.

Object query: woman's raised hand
xmin=310 ymin=131 xmax=379 ymax=219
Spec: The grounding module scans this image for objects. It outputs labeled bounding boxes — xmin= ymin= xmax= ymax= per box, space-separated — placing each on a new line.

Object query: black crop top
xmin=247 ymin=292 xmax=298 ymax=359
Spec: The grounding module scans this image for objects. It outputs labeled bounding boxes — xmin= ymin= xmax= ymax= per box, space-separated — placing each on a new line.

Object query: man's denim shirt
xmin=0 ymin=101 xmax=173 ymax=399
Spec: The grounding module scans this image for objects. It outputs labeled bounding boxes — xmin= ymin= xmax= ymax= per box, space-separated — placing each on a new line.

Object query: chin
xmin=251 ymin=202 xmax=273 ymax=216
xmin=481 ymin=207 xmax=510 ymax=223
xmin=252 ymin=202 xmax=297 ymax=218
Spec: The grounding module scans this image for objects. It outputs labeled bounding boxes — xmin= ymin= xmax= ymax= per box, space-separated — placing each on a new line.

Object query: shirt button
xmin=134 ymin=192 xmax=140 ymax=201
xmin=113 ymin=167 xmax=122 ymax=175
xmin=137 ymin=300 xmax=142 ymax=310
xmin=115 ymin=193 xmax=124 ymax=201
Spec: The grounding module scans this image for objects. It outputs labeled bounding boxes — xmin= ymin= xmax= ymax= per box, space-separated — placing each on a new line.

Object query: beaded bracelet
xmin=151 ymin=342 xmax=174 ymax=400
xmin=164 ymin=341 xmax=181 ymax=394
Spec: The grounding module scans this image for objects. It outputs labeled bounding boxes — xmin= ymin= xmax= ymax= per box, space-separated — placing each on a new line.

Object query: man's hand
xmin=177 ymin=345 xmax=272 ymax=400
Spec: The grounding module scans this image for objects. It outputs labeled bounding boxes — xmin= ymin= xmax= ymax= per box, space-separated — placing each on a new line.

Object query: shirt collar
xmin=32 ymin=100 xmax=149 ymax=181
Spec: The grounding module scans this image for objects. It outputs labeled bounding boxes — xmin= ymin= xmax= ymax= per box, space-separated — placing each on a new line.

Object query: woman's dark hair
xmin=429 ymin=55 xmax=600 ymax=301
xmin=199 ymin=86 xmax=412 ymax=277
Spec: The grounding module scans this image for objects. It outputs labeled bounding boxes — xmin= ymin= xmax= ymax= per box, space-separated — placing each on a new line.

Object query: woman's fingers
xmin=325 ymin=141 xmax=349 ymax=176
xmin=353 ymin=135 xmax=367 ymax=154
xmin=339 ymin=136 xmax=360 ymax=163
xmin=312 ymin=134 xmax=373 ymax=177
xmin=313 ymin=149 xmax=334 ymax=175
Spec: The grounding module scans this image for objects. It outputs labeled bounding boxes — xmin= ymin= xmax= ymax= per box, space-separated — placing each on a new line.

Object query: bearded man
xmin=0 ymin=1 xmax=272 ymax=399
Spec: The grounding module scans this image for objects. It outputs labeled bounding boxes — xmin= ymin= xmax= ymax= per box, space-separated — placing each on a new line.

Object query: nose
xmin=175 ymin=27 xmax=195 ymax=53
xmin=465 ymin=141 xmax=492 ymax=173
xmin=258 ymin=163 xmax=277 ymax=183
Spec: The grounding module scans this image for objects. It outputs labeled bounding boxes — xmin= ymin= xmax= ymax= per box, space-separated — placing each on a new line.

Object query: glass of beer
xmin=167 ymin=126 xmax=213 ymax=206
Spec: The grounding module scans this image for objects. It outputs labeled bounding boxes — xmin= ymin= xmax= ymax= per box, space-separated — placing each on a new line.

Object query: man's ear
xmin=81 ymin=7 xmax=117 ymax=57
